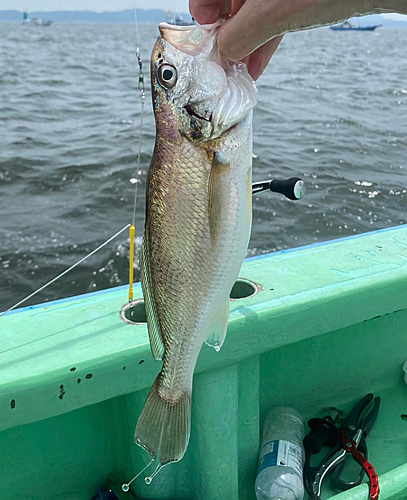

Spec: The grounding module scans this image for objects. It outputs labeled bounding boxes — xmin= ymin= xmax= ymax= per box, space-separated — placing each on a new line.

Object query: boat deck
xmin=1 ymin=225 xmax=407 ymax=499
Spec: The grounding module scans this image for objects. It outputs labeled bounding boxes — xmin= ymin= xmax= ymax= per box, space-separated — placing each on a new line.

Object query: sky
xmin=0 ymin=0 xmax=190 ymax=12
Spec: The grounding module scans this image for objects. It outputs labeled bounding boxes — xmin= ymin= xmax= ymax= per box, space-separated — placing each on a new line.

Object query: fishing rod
xmin=252 ymin=177 xmax=306 ymax=200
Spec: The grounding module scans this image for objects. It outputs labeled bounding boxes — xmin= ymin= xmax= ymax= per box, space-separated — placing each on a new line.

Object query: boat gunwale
xmin=3 ymin=223 xmax=406 ymax=316
xmin=0 ymin=224 xmax=406 ymax=433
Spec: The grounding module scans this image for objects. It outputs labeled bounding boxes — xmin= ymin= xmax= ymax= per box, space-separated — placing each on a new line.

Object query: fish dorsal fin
xmin=139 ymin=231 xmax=165 ymax=361
xmin=205 ymin=301 xmax=229 ymax=351
xmin=208 ymin=151 xmax=230 ymax=246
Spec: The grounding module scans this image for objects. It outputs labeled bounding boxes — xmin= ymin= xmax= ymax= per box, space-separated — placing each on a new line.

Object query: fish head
xmin=151 ymin=22 xmax=257 ymax=144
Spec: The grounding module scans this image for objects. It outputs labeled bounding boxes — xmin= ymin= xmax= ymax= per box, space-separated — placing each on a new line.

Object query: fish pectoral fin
xmin=205 ymin=301 xmax=229 ymax=351
xmin=208 ymin=151 xmax=230 ymax=245
xmin=140 ymin=231 xmax=165 ymax=361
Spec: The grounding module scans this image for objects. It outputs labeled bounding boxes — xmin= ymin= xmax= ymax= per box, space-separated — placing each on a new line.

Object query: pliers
xmin=304 ymin=393 xmax=381 ymax=500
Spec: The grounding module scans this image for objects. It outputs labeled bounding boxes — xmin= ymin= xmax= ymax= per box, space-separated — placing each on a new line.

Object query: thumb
xmin=244 ymin=36 xmax=283 ymax=80
xmin=217 ymin=0 xmax=280 ymax=61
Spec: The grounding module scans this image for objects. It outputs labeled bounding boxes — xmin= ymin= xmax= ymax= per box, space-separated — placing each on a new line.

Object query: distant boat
xmin=330 ymin=21 xmax=381 ymax=31
xmin=173 ymin=16 xmax=195 ymax=26
xmin=165 ymin=10 xmax=195 ymax=26
xmin=22 ymin=11 xmax=53 ymax=27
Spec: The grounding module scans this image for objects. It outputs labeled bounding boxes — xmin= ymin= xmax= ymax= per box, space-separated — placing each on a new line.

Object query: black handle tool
xmin=252 ymin=177 xmax=306 ymax=200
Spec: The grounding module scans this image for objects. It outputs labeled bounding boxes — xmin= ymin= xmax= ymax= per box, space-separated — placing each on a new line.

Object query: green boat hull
xmin=1 ymin=225 xmax=407 ymax=499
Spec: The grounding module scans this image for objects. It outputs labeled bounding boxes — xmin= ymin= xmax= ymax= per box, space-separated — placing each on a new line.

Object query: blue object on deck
xmin=91 ymin=489 xmax=119 ymax=500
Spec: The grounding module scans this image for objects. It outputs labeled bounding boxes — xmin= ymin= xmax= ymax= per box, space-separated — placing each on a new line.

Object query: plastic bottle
xmin=255 ymin=406 xmax=305 ymax=500
xmin=402 ymin=360 xmax=407 ymax=385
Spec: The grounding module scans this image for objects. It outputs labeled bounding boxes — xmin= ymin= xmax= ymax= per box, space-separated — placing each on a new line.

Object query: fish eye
xmin=157 ymin=64 xmax=177 ymax=89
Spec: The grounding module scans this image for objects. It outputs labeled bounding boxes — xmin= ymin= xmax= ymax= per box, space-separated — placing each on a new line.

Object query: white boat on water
xmin=165 ymin=10 xmax=195 ymax=25
xmin=22 ymin=12 xmax=53 ymax=27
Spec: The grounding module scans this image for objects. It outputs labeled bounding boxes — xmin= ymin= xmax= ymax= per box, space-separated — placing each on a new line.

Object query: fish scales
xmin=148 ymin=138 xmax=249 ymax=380
xmin=134 ymin=21 xmax=257 ymax=468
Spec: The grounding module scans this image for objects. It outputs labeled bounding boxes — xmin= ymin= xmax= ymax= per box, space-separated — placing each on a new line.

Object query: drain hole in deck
xmin=120 ymin=299 xmax=147 ymax=325
xmin=230 ymin=278 xmax=261 ymax=300
xmin=119 ymin=282 xmax=259 ymax=321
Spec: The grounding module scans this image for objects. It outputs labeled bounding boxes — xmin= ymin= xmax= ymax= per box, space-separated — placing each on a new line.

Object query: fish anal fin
xmin=140 ymin=232 xmax=165 ymax=361
xmin=135 ymin=373 xmax=191 ymax=465
xmin=205 ymin=301 xmax=230 ymax=351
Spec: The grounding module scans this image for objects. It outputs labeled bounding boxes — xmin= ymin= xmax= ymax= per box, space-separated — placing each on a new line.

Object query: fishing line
xmin=122 ymin=458 xmax=154 ymax=492
xmin=133 ymin=4 xmax=140 ymax=52
xmin=0 ymin=224 xmax=130 ymax=318
xmin=128 ymin=4 xmax=146 ymax=303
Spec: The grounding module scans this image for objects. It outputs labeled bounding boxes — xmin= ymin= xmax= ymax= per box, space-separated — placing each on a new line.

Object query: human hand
xmin=189 ymin=0 xmax=407 ymax=80
xmin=189 ymin=0 xmax=283 ymax=80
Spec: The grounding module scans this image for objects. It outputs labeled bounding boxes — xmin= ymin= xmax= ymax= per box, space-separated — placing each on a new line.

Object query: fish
xmin=134 ymin=21 xmax=257 ymax=469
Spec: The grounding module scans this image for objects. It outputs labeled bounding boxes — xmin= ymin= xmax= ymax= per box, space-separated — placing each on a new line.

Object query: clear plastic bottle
xmin=255 ymin=407 xmax=305 ymax=500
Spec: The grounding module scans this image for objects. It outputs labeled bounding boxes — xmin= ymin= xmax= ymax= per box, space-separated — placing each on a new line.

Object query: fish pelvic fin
xmin=205 ymin=301 xmax=229 ymax=351
xmin=140 ymin=231 xmax=165 ymax=361
xmin=134 ymin=373 xmax=191 ymax=465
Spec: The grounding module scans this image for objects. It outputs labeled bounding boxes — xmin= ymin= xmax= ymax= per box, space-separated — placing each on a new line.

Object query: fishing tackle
xmin=303 ymin=394 xmax=381 ymax=500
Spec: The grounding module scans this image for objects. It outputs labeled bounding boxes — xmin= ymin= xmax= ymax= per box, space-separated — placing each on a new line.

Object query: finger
xmin=230 ymin=0 xmax=246 ymax=16
xmin=189 ymin=0 xmax=232 ymax=24
xmin=189 ymin=0 xmax=221 ymax=24
xmin=245 ymin=36 xmax=283 ymax=80
xmin=220 ymin=0 xmax=232 ymax=17
xmin=217 ymin=0 xmax=277 ymax=61
xmin=219 ymin=0 xmax=394 ymax=60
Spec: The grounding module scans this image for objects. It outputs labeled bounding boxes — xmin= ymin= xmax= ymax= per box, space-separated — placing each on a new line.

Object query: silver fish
xmin=135 ymin=21 xmax=257 ymax=468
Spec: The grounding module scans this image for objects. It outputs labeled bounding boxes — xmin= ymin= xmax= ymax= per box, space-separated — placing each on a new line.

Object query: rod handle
xmin=269 ymin=177 xmax=306 ymax=200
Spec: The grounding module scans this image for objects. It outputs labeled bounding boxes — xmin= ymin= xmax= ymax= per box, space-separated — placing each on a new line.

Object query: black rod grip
xmin=269 ymin=177 xmax=306 ymax=200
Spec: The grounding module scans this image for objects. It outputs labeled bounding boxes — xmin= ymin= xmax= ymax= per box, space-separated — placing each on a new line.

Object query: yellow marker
xmin=128 ymin=224 xmax=135 ymax=301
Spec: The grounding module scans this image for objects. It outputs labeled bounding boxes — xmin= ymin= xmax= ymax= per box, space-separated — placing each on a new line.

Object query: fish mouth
xmin=159 ymin=21 xmax=222 ymax=56
xmin=185 ymin=104 xmax=212 ymax=122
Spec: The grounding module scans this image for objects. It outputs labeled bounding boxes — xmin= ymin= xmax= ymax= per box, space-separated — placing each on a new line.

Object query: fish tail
xmin=134 ymin=373 xmax=191 ymax=465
